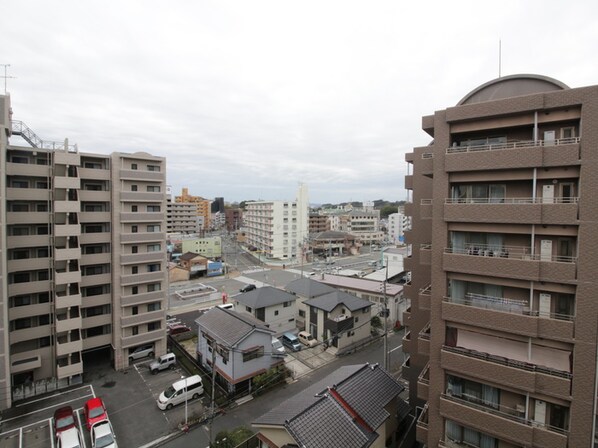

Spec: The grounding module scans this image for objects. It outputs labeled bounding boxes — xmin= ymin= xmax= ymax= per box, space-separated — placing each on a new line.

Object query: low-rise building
xmin=285 ymin=278 xmax=337 ymax=330
xmin=181 ymin=236 xmax=222 ymax=258
xmin=253 ymin=363 xmax=410 ymax=448
xmin=195 ymin=307 xmax=282 ymax=395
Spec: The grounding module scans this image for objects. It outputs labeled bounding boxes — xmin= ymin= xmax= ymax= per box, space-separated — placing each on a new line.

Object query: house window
xmin=274 ymin=310 xmax=279 ymax=316
xmin=147 ymin=165 xmax=160 ymax=172
xmin=131 ymin=185 xmax=138 ymax=192
xmin=299 ymin=310 xmax=305 ymax=318
xmin=246 ymin=306 xmax=252 ymax=313
xmin=131 ymin=163 xmax=138 ymax=170
xmin=242 ymin=346 xmax=264 ymax=362
xmin=283 ymin=301 xmax=291 ymax=308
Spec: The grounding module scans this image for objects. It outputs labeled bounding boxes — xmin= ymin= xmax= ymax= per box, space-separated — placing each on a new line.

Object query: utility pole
xmin=1 ymin=64 xmax=15 ymax=94
xmin=382 ymin=265 xmax=389 ymax=370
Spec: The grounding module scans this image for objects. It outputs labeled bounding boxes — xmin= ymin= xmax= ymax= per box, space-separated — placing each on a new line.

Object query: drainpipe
xmin=534 ymin=111 xmax=538 ymax=143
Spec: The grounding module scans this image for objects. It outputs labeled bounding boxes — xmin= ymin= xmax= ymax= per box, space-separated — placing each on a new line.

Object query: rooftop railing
xmin=445 ymin=196 xmax=579 ymax=204
xmin=444 ymin=244 xmax=577 ymax=264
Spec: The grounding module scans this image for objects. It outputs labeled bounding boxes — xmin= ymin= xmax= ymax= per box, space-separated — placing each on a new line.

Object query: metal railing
xmin=11 ymin=120 xmax=78 ymax=152
xmin=444 ymin=294 xmax=575 ymax=321
xmin=446 ymin=137 xmax=580 ymax=154
xmin=442 ymin=345 xmax=572 ymax=379
xmin=441 ymin=392 xmax=569 ymax=435
xmin=444 ymin=244 xmax=577 ymax=264
xmin=445 ymin=196 xmax=579 ymax=204
xmin=419 ymin=284 xmax=432 ymax=295
xmin=418 ymin=322 xmax=431 ymax=340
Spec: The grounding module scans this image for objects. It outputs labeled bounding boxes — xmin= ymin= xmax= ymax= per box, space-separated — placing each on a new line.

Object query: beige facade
xmin=0 ymin=94 xmax=168 ymax=409
xmin=174 ymin=187 xmax=210 ymax=231
xmin=166 ymin=197 xmax=198 ymax=234
xmin=404 ymin=75 xmax=598 ymax=447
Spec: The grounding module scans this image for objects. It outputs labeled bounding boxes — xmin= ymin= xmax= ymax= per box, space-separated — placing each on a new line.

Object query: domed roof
xmin=458 ymin=74 xmax=569 ymax=106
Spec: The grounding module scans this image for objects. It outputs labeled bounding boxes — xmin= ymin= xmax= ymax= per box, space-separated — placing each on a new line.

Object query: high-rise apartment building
xmin=404 ymin=75 xmax=598 ymax=447
xmin=245 ymin=184 xmax=309 ymax=260
xmin=167 ymin=191 xmax=198 ymax=234
xmin=175 ymin=187 xmax=211 ymax=231
xmin=0 ymin=94 xmax=168 ymax=409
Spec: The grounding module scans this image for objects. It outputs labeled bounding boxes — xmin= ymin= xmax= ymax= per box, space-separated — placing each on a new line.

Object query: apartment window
xmin=147 ymin=205 xmax=160 ymax=212
xmin=148 ymin=322 xmax=160 ymax=331
xmin=84 ymin=183 xmax=103 ymax=191
xmin=147 ymin=225 xmax=160 ymax=232
xmin=11 ymin=227 xmax=29 ymax=236
xmin=132 ymin=286 xmax=138 ymax=295
xmin=11 ymin=180 xmax=28 ymax=188
xmin=147 ymin=244 xmax=161 ymax=252
xmin=283 ymin=301 xmax=291 ymax=308
xmin=132 ymin=205 xmax=138 ymax=212
xmin=11 ymin=296 xmax=31 ymax=307
xmin=131 ymin=185 xmax=138 ymax=192
xmin=14 ymin=318 xmax=32 ymax=330
xmin=39 ymin=292 xmax=50 ymax=303
xmin=11 ymin=156 xmax=28 ymax=164
xmin=147 ymin=283 xmax=161 ymax=292
xmin=242 ymin=346 xmax=264 ymax=362
xmin=36 ymin=181 xmax=48 ymax=189
xmin=147 ymin=165 xmax=160 ymax=172
xmin=37 ymin=226 xmax=49 ymax=235
xmin=132 ymin=326 xmax=139 ymax=336
xmin=246 ymin=306 xmax=252 ymax=313
xmin=85 ymin=305 xmax=107 ymax=317
xmin=84 ymin=225 xmax=103 ymax=233
xmin=132 ymin=266 xmax=138 ymax=274
xmin=11 ymin=250 xmax=29 ymax=260
xmin=84 ymin=265 xmax=104 ymax=276
xmin=84 ymin=204 xmax=103 ymax=212
xmin=299 ymin=310 xmax=305 ymax=318
xmin=84 ymin=162 xmax=103 ymax=169
xmin=147 ymin=185 xmax=160 ymax=192
xmin=147 ymin=263 xmax=160 ymax=272
xmin=12 ymin=204 xmax=28 ymax=212
xmin=132 ymin=246 xmax=138 ymax=254
xmin=132 ymin=306 xmax=138 ymax=315
xmin=84 ymin=245 xmax=103 ymax=254
xmin=12 ymin=273 xmax=30 ymax=284
xmin=131 ymin=163 xmax=138 ymax=170
xmin=84 ymin=285 xmax=108 ymax=297
xmin=39 ymin=336 xmax=51 ymax=348
xmin=131 ymin=225 xmax=138 ymax=233
xmin=561 ymin=127 xmax=575 ymax=139
xmin=148 ymin=302 xmax=161 ymax=312
xmin=37 ymin=203 xmax=48 ymax=212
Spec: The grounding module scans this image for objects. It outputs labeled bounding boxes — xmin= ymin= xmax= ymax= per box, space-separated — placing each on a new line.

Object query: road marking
xmin=390 ymin=344 xmax=403 ymax=353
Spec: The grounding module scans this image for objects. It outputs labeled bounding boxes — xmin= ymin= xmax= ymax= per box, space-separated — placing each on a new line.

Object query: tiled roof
xmin=304 ymin=290 xmax=370 ymax=312
xmin=311 ymin=230 xmax=357 ymax=241
xmin=316 ymin=274 xmax=403 ymax=295
xmin=254 ymin=363 xmax=407 ymax=448
xmin=195 ymin=307 xmax=273 ymax=347
xmin=234 ymin=286 xmax=297 ymax=309
xmin=180 ymin=251 xmax=201 ymax=261
xmin=285 ymin=278 xmax=337 ymax=298
xmin=286 ymin=395 xmax=376 ymax=448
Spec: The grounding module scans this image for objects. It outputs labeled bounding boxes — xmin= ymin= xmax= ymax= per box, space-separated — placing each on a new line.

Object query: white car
xmin=91 ymin=420 xmax=118 ymax=448
xmin=57 ymin=427 xmax=83 ymax=448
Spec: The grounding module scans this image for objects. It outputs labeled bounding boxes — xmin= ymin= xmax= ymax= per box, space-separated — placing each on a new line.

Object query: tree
xmin=214 ymin=426 xmax=256 ymax=447
xmin=379 ymin=204 xmax=398 ymax=219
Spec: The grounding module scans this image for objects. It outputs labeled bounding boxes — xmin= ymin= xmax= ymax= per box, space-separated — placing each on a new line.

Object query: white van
xmin=157 ymin=375 xmax=204 ymax=410
xmin=217 ymin=303 xmax=234 ymax=311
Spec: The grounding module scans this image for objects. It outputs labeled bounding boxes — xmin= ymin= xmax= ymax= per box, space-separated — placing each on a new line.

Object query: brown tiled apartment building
xmin=403 ymin=75 xmax=598 ymax=447
xmin=0 ymin=94 xmax=168 ymax=409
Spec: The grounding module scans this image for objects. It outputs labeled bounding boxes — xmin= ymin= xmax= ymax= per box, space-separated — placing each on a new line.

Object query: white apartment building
xmin=244 ymin=184 xmax=309 ymax=260
xmin=388 ymin=211 xmax=410 ymax=243
xmin=0 ymin=94 xmax=168 ymax=409
xmin=166 ymin=197 xmax=198 ymax=234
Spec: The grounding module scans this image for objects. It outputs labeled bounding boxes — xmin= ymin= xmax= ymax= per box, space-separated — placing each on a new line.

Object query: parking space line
xmin=49 ymin=417 xmax=55 ymax=448
xmin=18 ymin=427 xmax=22 ymax=448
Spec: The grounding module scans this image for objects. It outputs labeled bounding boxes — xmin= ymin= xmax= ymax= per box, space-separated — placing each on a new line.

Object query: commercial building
xmin=0 ymin=94 xmax=168 ymax=409
xmin=403 ymin=75 xmax=598 ymax=447
xmin=244 ymin=184 xmax=309 ymax=261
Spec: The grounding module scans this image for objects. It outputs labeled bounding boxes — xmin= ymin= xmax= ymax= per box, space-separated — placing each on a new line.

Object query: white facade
xmin=245 ymin=184 xmax=309 ymax=260
xmin=388 ymin=212 xmax=409 ymax=243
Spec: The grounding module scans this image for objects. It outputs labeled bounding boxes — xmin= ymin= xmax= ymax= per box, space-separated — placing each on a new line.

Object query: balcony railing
xmin=444 ymin=244 xmax=577 ymax=264
xmin=441 ymin=392 xmax=569 ymax=435
xmin=443 ymin=345 xmax=572 ymax=379
xmin=419 ymin=322 xmax=431 ymax=340
xmin=444 ymin=294 xmax=574 ymax=321
xmin=419 ymin=284 xmax=432 ymax=296
xmin=446 ymin=137 xmax=580 ymax=154
xmin=445 ymin=196 xmax=579 ymax=205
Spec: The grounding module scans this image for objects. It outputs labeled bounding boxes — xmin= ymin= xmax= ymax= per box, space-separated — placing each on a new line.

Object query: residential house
xmin=304 ymin=290 xmax=372 ymax=355
xmin=195 ymin=307 xmax=282 ymax=395
xmin=178 ymin=252 xmax=209 ymax=278
xmin=285 ymin=278 xmax=337 ymax=330
xmin=253 ymin=363 xmax=410 ymax=448
xmin=233 ymin=286 xmax=298 ymax=336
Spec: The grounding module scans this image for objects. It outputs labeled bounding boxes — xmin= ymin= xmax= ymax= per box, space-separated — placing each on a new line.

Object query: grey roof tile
xmin=234 ymin=286 xmax=297 ymax=309
xmin=303 ymin=290 xmax=371 ymax=312
xmin=195 ymin=307 xmax=273 ymax=347
xmin=285 ymin=278 xmax=337 ymax=298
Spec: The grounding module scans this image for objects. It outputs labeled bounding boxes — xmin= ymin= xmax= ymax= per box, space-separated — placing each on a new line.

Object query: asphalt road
xmin=162 ymin=330 xmax=405 ymax=448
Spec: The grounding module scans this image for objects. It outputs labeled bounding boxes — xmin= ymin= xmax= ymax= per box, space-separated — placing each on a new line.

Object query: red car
xmin=83 ymin=397 xmax=108 ymax=431
xmin=53 ymin=406 xmax=77 ymax=436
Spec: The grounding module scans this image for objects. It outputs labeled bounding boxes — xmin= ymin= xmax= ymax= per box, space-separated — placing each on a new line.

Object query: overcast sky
xmin=2 ymin=1 xmax=597 ymax=204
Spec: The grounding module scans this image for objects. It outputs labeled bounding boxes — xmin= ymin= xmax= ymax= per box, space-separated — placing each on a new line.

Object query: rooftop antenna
xmin=498 ymin=39 xmax=502 ymax=78
xmin=1 ymin=64 xmax=15 ymax=94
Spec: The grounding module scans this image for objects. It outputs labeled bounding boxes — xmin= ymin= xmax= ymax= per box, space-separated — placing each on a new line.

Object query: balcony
xmin=442 ymin=295 xmax=574 ymax=341
xmin=419 ymin=285 xmax=431 ymax=310
xmin=56 ymin=337 xmax=84 ymax=357
xmin=441 ymin=346 xmax=571 ymax=401
xmin=8 ymin=258 xmax=49 ymax=273
xmin=402 ymin=306 xmax=411 ymax=326
xmin=56 ymin=292 xmax=82 ymax=309
xmin=420 ymin=199 xmax=433 ymax=219
xmin=439 ymin=394 xmax=568 ymax=448
xmin=7 ymin=212 xmax=50 ymax=225
xmin=121 ymin=328 xmax=165 ymax=349
xmin=7 ymin=187 xmax=50 ymax=201
xmin=10 ymin=353 xmax=42 ymax=374
xmin=121 ymin=271 xmax=164 ymax=286
xmin=79 ymin=167 xmax=110 ymax=180
xmin=417 ymin=363 xmax=430 ymax=401
xmin=54 ymin=151 xmax=80 ymax=165
xmin=83 ymin=333 xmax=112 ymax=350
xmin=80 ymin=212 xmax=111 ymax=223
xmin=421 ymin=152 xmax=433 ymax=176
xmin=79 ymin=232 xmax=110 ymax=244
xmin=120 ymin=232 xmax=166 ymax=243
xmin=404 ymin=202 xmax=414 ymax=217
xmin=9 ymin=280 xmax=50 ymax=296
xmin=82 ymin=314 xmax=112 ymax=329
xmin=7 ymin=234 xmax=50 ymax=249
xmin=80 ymin=273 xmax=111 ymax=287
xmin=325 ymin=315 xmax=355 ymax=334
xmin=55 ymin=247 xmax=81 ymax=261
xmin=54 ymin=176 xmax=81 ymax=189
xmin=55 ymin=269 xmax=82 ymax=285
xmin=120 ymin=290 xmax=164 ymax=307
xmin=405 ymin=175 xmax=413 ymax=190
xmin=9 ymin=302 xmax=51 ymax=321
xmin=119 ymin=169 xmax=164 ymax=182
xmin=120 ymin=191 xmax=164 ymax=202
xmin=56 ymin=314 xmax=82 ymax=333
xmin=55 ymin=224 xmax=82 ymax=237
xmin=444 ymin=138 xmax=580 ymax=172
xmin=443 ymin=247 xmax=577 ymax=284
xmin=444 ymin=197 xmax=578 ymax=225
xmin=79 ymin=190 xmax=110 ymax=202
xmin=416 ymin=404 xmax=429 ymax=444
xmin=420 ymin=244 xmax=432 ymax=265
xmin=121 ymin=310 xmax=165 ymax=328
xmin=10 ymin=325 xmax=51 ymax=344
xmin=6 ymin=161 xmax=49 ymax=177
xmin=54 ymin=200 xmax=80 ymax=213
xmin=57 ymin=361 xmax=83 ymax=379
xmin=120 ymin=212 xmax=164 ymax=223
xmin=120 ymin=252 xmax=165 ymax=265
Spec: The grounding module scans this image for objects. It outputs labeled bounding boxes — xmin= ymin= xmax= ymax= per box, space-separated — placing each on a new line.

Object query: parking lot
xmin=0 ymin=353 xmax=205 ymax=448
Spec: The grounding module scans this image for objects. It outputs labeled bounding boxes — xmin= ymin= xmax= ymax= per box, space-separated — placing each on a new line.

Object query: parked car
xmin=217 ymin=303 xmax=234 ymax=311
xmin=272 ymin=338 xmax=286 ymax=356
xmin=298 ymin=331 xmax=318 ymax=348
xmin=168 ymin=324 xmax=192 ymax=336
xmin=240 ymin=284 xmax=257 ymax=293
xmin=83 ymin=397 xmax=108 ymax=431
xmin=54 ymin=406 xmax=77 ymax=436
xmin=281 ymin=332 xmax=302 ymax=352
xmin=149 ymin=353 xmax=176 ymax=374
xmin=91 ymin=420 xmax=118 ymax=448
xmin=128 ymin=344 xmax=154 ymax=362
xmin=157 ymin=375 xmax=204 ymax=410
xmin=57 ymin=426 xmax=83 ymax=448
